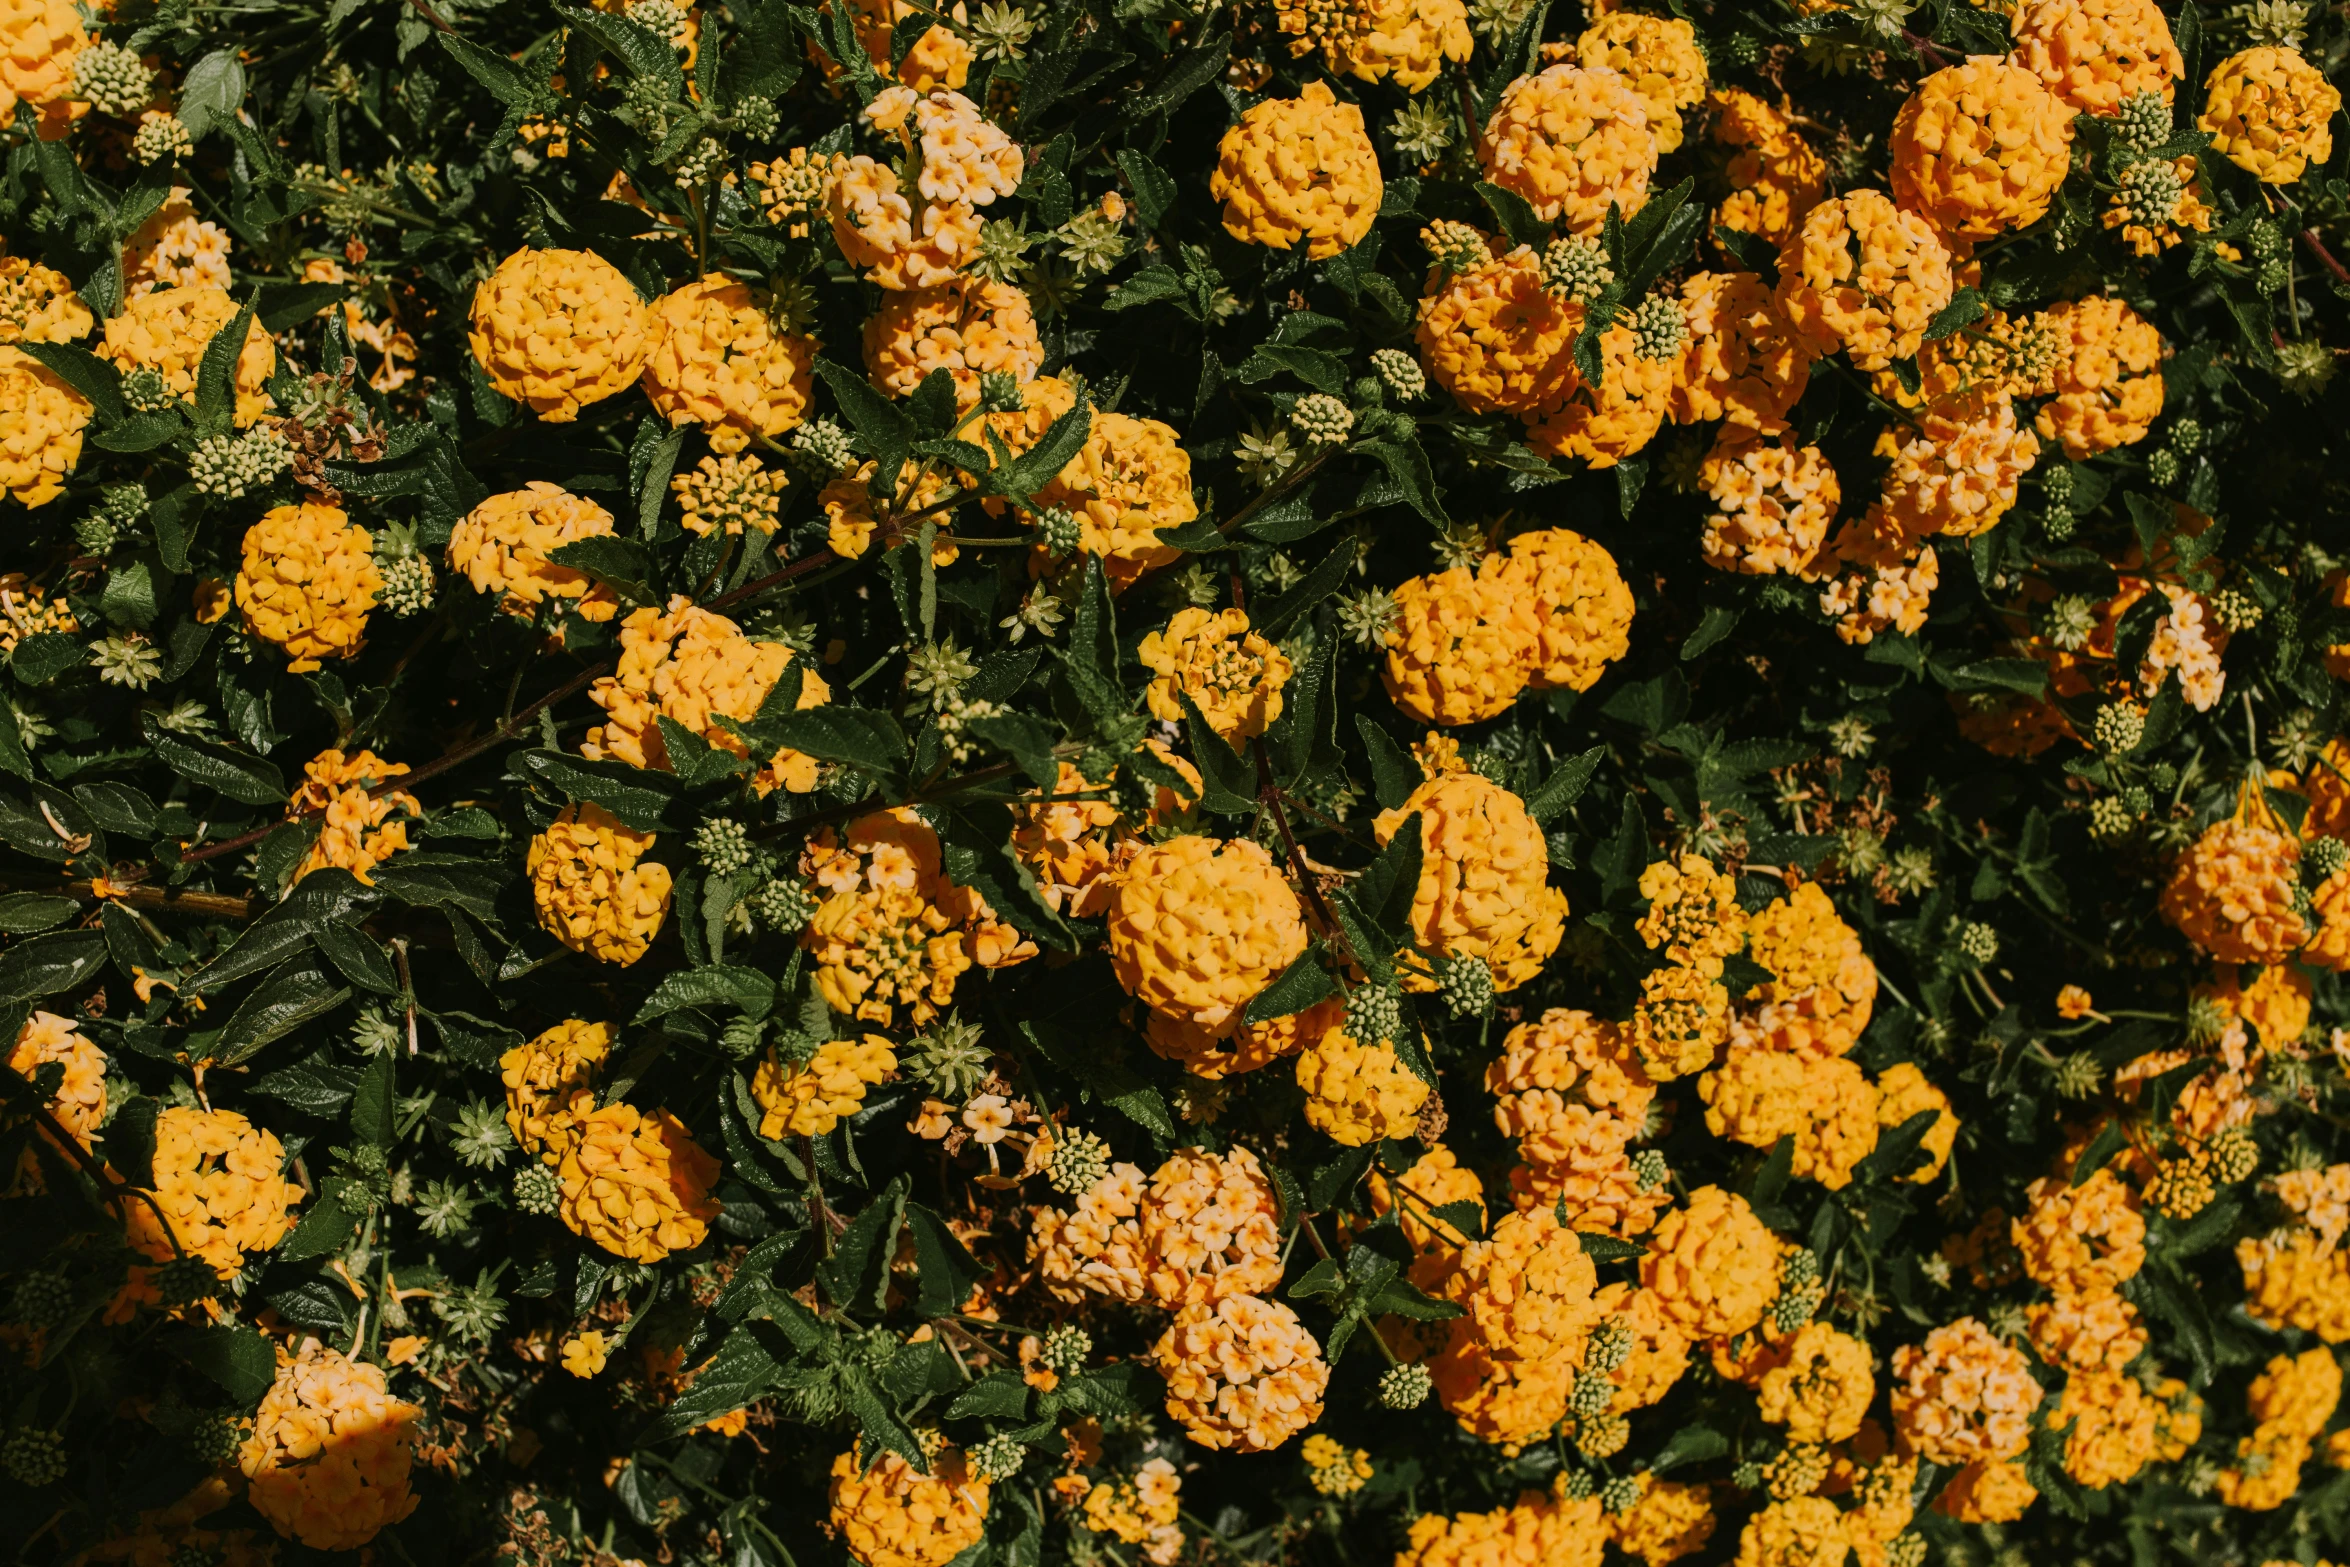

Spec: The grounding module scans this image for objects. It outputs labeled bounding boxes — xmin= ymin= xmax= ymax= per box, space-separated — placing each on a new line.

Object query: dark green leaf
xmin=209 ymin=957 xmax=351 ymax=1067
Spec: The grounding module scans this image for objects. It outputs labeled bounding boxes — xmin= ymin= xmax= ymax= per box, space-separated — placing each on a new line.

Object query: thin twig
xmin=705 ymin=548 xmax=842 ymax=613
xmin=2300 ymin=228 xmax=2350 ymax=286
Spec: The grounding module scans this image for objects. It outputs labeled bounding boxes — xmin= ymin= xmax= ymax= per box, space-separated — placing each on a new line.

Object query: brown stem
xmin=8 ymin=878 xmax=257 ymax=920
xmin=10 ymin=1089 xmax=188 ymax=1262
xmin=403 ymin=0 xmax=459 ymax=34
xmin=1252 ymin=739 xmax=1356 ymax=973
xmin=2300 ymin=228 xmax=2350 ymax=286
xmin=1900 ymin=29 xmax=1951 ymax=67
xmin=705 ymin=548 xmax=842 ymax=613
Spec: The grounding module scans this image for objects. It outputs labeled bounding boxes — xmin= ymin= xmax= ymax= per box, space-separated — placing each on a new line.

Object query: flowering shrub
xmin=4 ymin=2 xmax=2350 ymax=1564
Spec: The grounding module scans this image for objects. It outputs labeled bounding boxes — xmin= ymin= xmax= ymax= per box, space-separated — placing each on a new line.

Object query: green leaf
xmin=1114 ymin=148 xmax=1176 ymax=230
xmin=988 ymin=400 xmax=1092 ymax=503
xmin=1526 ymin=746 xmax=1603 ymax=826
xmin=547 ymin=536 xmax=658 ymax=606
xmin=13 ymin=341 xmax=124 ymax=422
xmin=644 ymin=1321 xmax=785 ymax=1438
xmin=11 ymin=632 xmax=85 ymax=688
xmin=143 ymin=714 xmax=286 ymax=805
xmin=1356 ymin=717 xmax=1417 ymax=811
xmin=760 ymin=708 xmax=910 ymax=782
xmin=815 ymin=359 xmax=916 ymax=488
xmin=160 ymin=1323 xmax=277 ymax=1405
xmin=436 ymin=30 xmax=552 ymax=110
xmin=0 ymin=930 xmax=107 ymax=1005
xmin=349 ymin=1049 xmax=396 ymax=1147
xmin=966 ymin=711 xmax=1062 ymax=788
xmin=816 ymin=1174 xmax=909 ymax=1315
xmin=1024 ymin=1021 xmax=1176 ymax=1144
xmin=1170 ymin=691 xmax=1257 ymax=815
xmin=0 ymin=894 xmax=78 ymax=934
xmin=276 ymin=1188 xmax=360 ymax=1262
xmin=1253 ymin=540 xmax=1354 ymax=640
xmin=1355 ymin=438 xmax=1448 ymax=526
xmin=556 ymin=2 xmax=686 ymax=90
xmin=185 ymin=868 xmax=383 ymax=995
xmin=1240 ymin=950 xmax=1338 ymax=1025
xmin=1577 ymin=1231 xmax=1643 ymax=1261
xmin=1651 ymin=1424 xmax=1728 ymax=1473
xmin=1344 ymin=816 xmax=1422 ymax=954
xmin=176 ymin=48 xmax=247 ymax=140
xmin=209 ymin=958 xmax=352 ymax=1067
xmin=1923 ymin=286 xmax=1987 ymax=342
xmin=903 ymin=1201 xmax=985 ymax=1318
xmin=193 ymin=292 xmax=260 ymax=438
xmin=2070 ymin=1118 xmax=2130 ymax=1187
xmin=1474 ymin=181 xmax=1546 ymax=250
xmin=946 ymin=1370 xmax=1030 ymax=1421
xmin=1682 ymin=603 xmax=1741 ymax=661
xmin=515 ymin=748 xmax=683 ymax=832
xmin=634 ymin=964 xmax=778 ymax=1024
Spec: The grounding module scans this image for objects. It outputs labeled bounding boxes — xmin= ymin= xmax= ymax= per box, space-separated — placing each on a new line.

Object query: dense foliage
xmin=5 ymin=0 xmax=2350 ymax=1564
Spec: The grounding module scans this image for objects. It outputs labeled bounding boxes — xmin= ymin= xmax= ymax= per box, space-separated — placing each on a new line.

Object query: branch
xmin=2300 ymin=228 xmax=2350 ymax=287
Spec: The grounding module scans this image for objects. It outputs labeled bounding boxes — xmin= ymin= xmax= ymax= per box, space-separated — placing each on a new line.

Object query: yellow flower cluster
xmin=467 ymin=247 xmax=655 ymax=421
xmin=1029 ymin=1159 xmax=1151 ymax=1304
xmin=832 ymin=88 xmax=1021 ymax=288
xmin=751 ymin=1036 xmax=899 ymax=1138
xmin=1295 ymin=1025 xmax=1430 ymax=1145
xmin=1132 ymin=1144 xmax=1284 ymax=1307
xmin=1395 ymin=1482 xmax=1606 ymax=1567
xmin=240 ymin=1340 xmax=420 ymax=1550
xmin=6 ymin=1010 xmax=104 ymax=1192
xmin=1889 ymin=60 xmax=2074 ymax=240
xmin=0 ymin=570 xmax=73 ymax=652
xmin=1936 ymin=1455 xmax=2038 ymax=1523
xmin=1080 ymin=1457 xmax=1182 ymax=1562
xmin=671 ymin=452 xmax=790 ymax=538
xmin=1433 ymin=1204 xmax=1602 ymax=1445
xmin=1014 ymin=751 xmax=1199 ymax=921
xmin=1153 ymin=1292 xmax=1330 ymax=1451
xmin=2056 ymin=1370 xmax=2162 ymax=1489
xmin=984 ymin=375 xmax=1197 ymax=586
xmin=1479 ymin=64 xmax=1657 ymax=234
xmin=1710 ymin=89 xmax=1825 ymax=248
xmin=1487 ymin=1008 xmax=1661 ymax=1234
xmin=1576 ymin=12 xmax=1707 ymax=152
xmin=1889 ymin=1316 xmax=2044 ymax=1466
xmin=847 ymin=0 xmax=971 ymax=92
xmin=1699 ymin=1049 xmax=1881 ymax=1189
xmin=1375 ymin=768 xmax=1566 ymax=991
xmin=1756 ymin=1323 xmax=1874 ymax=1445
xmin=1739 ymin=882 xmax=1879 ymax=1058
xmin=98 ymin=285 xmax=275 ymax=425
xmin=1211 ymin=81 xmax=1381 ymax=260
xmin=1815 ymin=517 xmax=1941 ymax=646
xmin=2032 ymin=295 xmax=2165 ymax=460
xmin=1275 ymin=0 xmax=1471 ymax=93
xmin=235 ymin=502 xmax=381 ymax=672
xmin=1872 ymin=1062 xmax=1958 ymax=1184
xmin=0 ymin=342 xmax=89 ymax=508
xmin=123 ymin=189 xmax=232 ymax=296
xmin=446 ymin=482 xmax=624 ymax=625
xmin=862 ymin=276 xmax=1040 ymax=407
xmin=1369 ymin=1142 xmax=1487 ymax=1255
xmin=1414 ymin=246 xmax=1576 ymax=416
xmin=2218 ymin=1349 xmax=2342 ymax=1509
xmin=583 ymin=596 xmax=831 ymax=794
xmin=1381 ymin=530 xmax=1633 ymax=725
xmin=1874 ymin=391 xmax=2042 ymax=543
xmin=500 ymin=1018 xmax=612 ymax=1162
xmin=1140 ymin=606 xmax=1294 ymax=744
xmin=1641 ymin=1185 xmax=1777 ymax=1337
xmin=1700 ymin=426 xmax=1838 ymax=577
xmin=1741 ymin=1495 xmax=1861 ymax=1567
xmin=2014 ymin=1169 xmax=2146 ymax=1294
xmin=1108 ymin=835 xmax=1307 ymax=1033
xmin=0 ymin=255 xmax=92 ymax=344
xmin=2200 ymin=46 xmax=2342 ymax=184
xmin=1629 ymin=958 xmax=1732 ymax=1082
xmin=1531 ymin=319 xmax=1677 ymax=467
xmin=121 ymin=1105 xmax=302 ymax=1283
xmin=640 ymin=273 xmax=817 ymax=452
xmin=286 ymin=748 xmax=418 ymax=887
xmin=0 ymin=0 xmax=86 ymax=133
xmin=1614 ymin=1475 xmax=1717 ymax=1567
xmin=556 ymin=1100 xmax=722 ymax=1263
xmin=2028 ymin=1288 xmax=2147 ymax=1374
xmin=526 ymin=802 xmax=675 ymax=966
xmin=802 ymin=808 xmax=1036 ymax=1026
xmin=2162 ymin=803 xmax=2309 ymax=964
xmin=2009 ymin=0 xmax=2181 ymax=116
xmin=1775 ymin=190 xmax=1956 ymax=372
xmin=828 ymin=1443 xmax=989 ymax=1567
xmin=1672 ymin=270 xmax=1813 ymax=433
